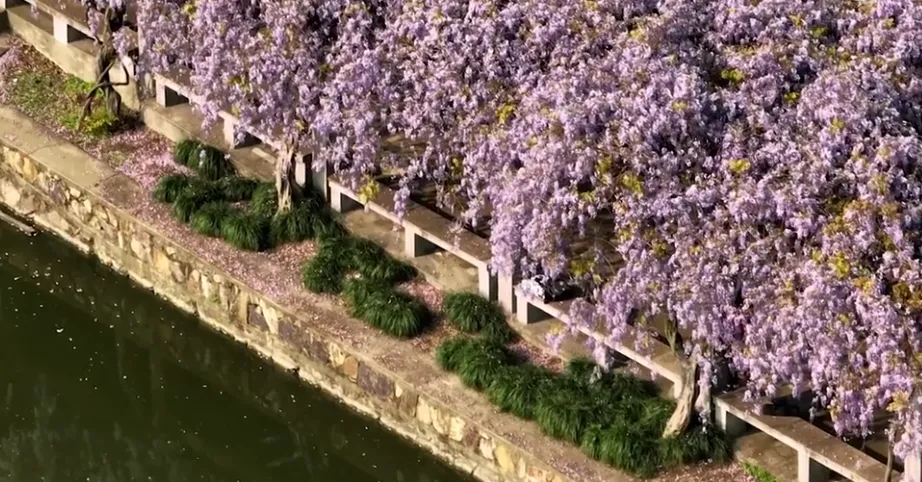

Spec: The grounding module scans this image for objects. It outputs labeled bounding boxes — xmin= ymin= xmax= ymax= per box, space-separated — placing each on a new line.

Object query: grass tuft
xmin=452 ymin=339 xmax=511 ymax=391
xmin=219 ymin=210 xmax=268 ymax=251
xmin=190 ymin=201 xmax=232 ymax=237
xmin=342 ymin=277 xmax=429 ymax=338
xmin=173 ymin=140 xmax=234 ymax=180
xmin=658 ymin=426 xmax=731 ymax=470
xmin=486 ymin=364 xmax=553 ymax=419
xmin=153 ymin=173 xmax=193 ymax=203
xmin=347 ymin=238 xmax=417 ymax=284
xmin=596 ymin=420 xmax=662 ymax=477
xmin=534 ymin=378 xmax=604 ymax=444
xmin=442 ymin=292 xmax=512 ymax=343
xmin=250 ymin=183 xmax=278 ymax=218
xmin=270 ymin=203 xmax=316 ymax=246
xmin=171 ymin=181 xmax=222 ymax=223
xmin=218 ymin=177 xmax=259 ymax=201
xmin=742 ymin=462 xmax=780 ymax=482
xmin=301 ymin=250 xmax=346 ymax=294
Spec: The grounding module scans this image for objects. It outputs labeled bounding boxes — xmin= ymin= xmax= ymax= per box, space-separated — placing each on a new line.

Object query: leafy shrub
xmin=218 ymin=176 xmax=259 ymax=201
xmin=486 ymin=364 xmax=553 ymax=419
xmin=250 ymin=182 xmax=278 ymax=218
xmin=442 ymin=292 xmax=512 ymax=343
xmin=190 ymin=201 xmax=232 ymax=237
xmin=220 ymin=210 xmax=268 ymax=251
xmin=342 ymin=277 xmax=429 ymax=338
xmin=436 ymin=336 xmax=476 ymax=372
xmin=153 ymin=173 xmax=193 ymax=203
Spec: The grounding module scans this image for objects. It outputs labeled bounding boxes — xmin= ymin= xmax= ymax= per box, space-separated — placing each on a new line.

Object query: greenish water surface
xmin=0 ymin=219 xmax=472 ymax=482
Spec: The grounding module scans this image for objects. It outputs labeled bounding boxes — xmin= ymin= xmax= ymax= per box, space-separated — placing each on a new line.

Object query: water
xmin=0 ymin=219 xmax=472 ymax=482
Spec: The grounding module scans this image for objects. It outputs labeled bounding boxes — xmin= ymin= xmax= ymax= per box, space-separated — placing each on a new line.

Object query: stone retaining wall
xmin=0 ymin=107 xmax=631 ymax=482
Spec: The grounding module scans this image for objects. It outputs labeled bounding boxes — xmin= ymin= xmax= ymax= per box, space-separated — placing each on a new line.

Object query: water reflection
xmin=0 ymin=221 xmax=471 ymax=482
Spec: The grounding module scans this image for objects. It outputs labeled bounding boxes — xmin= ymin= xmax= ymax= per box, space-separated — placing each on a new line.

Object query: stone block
xmin=396 ymin=386 xmax=418 ymax=418
xmin=357 ymin=363 xmax=394 ymax=401
xmin=478 ymin=436 xmax=495 ymax=461
xmin=448 ymin=416 xmax=466 ymax=442
xmin=155 ymin=81 xmax=187 ymax=107
xmin=494 ymin=443 xmax=516 ymax=474
xmin=247 ymin=303 xmax=269 ymax=332
xmin=341 ymin=355 xmax=359 ymax=381
xmin=417 ymin=396 xmax=433 ymax=426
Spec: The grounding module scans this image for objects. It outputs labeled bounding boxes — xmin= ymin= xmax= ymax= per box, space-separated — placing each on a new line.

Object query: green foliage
xmin=301 ymin=250 xmax=346 ymax=294
xmin=61 ymin=108 xmax=122 ymax=138
xmin=659 ymin=426 xmax=731 ymax=469
xmin=595 ymin=420 xmax=662 ymax=478
xmin=486 ymin=364 xmax=552 ymax=419
xmin=173 ymin=139 xmax=200 ymax=167
xmin=218 ymin=176 xmax=259 ymax=201
xmin=435 ymin=337 xmax=510 ymax=391
xmin=742 ymin=462 xmax=780 ymax=482
xmin=220 ymin=210 xmax=269 ymax=251
xmin=442 ymin=292 xmax=512 ymax=343
xmin=171 ymin=181 xmax=222 ymax=223
xmin=270 ymin=203 xmax=315 ymax=246
xmin=534 ymin=377 xmax=605 ymax=444
xmin=153 ymin=174 xmax=193 ymax=203
xmin=173 ymin=139 xmax=234 ymax=180
xmin=190 ymin=201 xmax=232 ymax=237
xmin=342 ymin=278 xmax=429 ymax=338
xmin=250 ymin=183 xmax=278 ymax=218
xmin=347 ymin=238 xmax=417 ymax=284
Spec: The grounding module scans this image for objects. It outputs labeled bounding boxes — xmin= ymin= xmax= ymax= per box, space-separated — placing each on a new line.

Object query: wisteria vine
xmin=133 ymin=0 xmax=922 ymax=460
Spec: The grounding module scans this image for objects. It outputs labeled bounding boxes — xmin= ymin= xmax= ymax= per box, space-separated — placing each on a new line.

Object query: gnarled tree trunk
xmin=275 ymin=147 xmax=297 ymax=214
xmin=663 ymin=354 xmax=697 ymax=438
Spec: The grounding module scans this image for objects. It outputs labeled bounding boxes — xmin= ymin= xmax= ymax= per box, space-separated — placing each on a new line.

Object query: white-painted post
xmin=496 ymin=273 xmax=515 ymax=314
xmin=904 ymin=449 xmax=922 ymax=482
xmin=310 ymin=157 xmax=328 ymax=200
xmin=797 ymin=449 xmax=830 ymax=482
xmin=476 ymin=264 xmax=494 ymax=301
xmin=294 ymin=153 xmax=307 ymax=187
xmin=714 ymin=404 xmax=747 ymax=438
xmin=52 ymin=17 xmax=84 ymax=44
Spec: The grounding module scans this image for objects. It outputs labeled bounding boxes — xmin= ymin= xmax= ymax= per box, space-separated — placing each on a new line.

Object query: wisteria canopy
xmin=112 ymin=0 xmax=922 ymax=457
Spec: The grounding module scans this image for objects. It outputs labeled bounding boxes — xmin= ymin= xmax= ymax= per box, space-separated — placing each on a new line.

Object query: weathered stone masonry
xmin=0 ymin=109 xmax=623 ymax=482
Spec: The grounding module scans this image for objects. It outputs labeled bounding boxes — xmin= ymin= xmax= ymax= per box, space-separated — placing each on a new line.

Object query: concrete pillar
xmin=310 ymin=158 xmax=328 ymax=200
xmin=515 ymin=297 xmax=550 ymax=324
xmin=476 ymin=264 xmax=496 ymax=302
xmin=714 ymin=404 xmax=747 ymax=438
xmin=155 ymin=81 xmax=186 ymax=107
xmin=496 ymin=273 xmax=516 ymax=314
xmin=329 ymin=184 xmax=361 ymax=213
xmin=52 ymin=17 xmax=85 ymax=44
xmin=797 ymin=449 xmax=829 ymax=482
xmin=905 ymin=450 xmax=922 ymax=482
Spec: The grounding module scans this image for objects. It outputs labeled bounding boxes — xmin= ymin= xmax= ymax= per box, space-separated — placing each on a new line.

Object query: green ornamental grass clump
xmin=342 ymin=277 xmax=429 ymax=338
xmin=347 ymin=238 xmax=417 ymax=284
xmin=250 ymin=182 xmax=278 ymax=219
xmin=218 ymin=176 xmax=259 ymax=201
xmin=220 ymin=209 xmax=268 ymax=251
xmin=486 ymin=364 xmax=553 ymax=419
xmin=435 ymin=335 xmax=729 ymax=478
xmin=300 ymin=249 xmax=346 ymax=294
xmin=190 ymin=201 xmax=232 ymax=237
xmin=174 ymin=139 xmax=234 ymax=180
xmin=171 ymin=181 xmax=222 ymax=223
xmin=442 ymin=292 xmax=512 ymax=343
xmin=153 ymin=173 xmax=193 ymax=203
